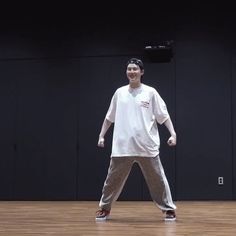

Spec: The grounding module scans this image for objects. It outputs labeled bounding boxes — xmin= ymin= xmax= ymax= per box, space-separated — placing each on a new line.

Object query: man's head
xmin=126 ymin=58 xmax=144 ymax=70
xmin=126 ymin=58 xmax=144 ymax=88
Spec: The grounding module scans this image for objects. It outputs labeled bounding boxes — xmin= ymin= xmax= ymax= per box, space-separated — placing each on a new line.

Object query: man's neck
xmin=129 ymin=82 xmax=141 ymax=89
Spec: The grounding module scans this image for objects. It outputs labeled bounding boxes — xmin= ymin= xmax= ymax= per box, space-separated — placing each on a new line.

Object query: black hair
xmin=126 ymin=58 xmax=144 ymax=70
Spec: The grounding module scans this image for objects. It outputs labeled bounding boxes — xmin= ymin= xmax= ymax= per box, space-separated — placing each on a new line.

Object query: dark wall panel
xmin=0 ymin=146 xmax=15 ymax=199
xmin=175 ymin=27 xmax=232 ymax=199
xmin=0 ymin=60 xmax=78 ymax=200
xmin=0 ymin=61 xmax=17 ymax=199
xmin=232 ymin=55 xmax=236 ymax=199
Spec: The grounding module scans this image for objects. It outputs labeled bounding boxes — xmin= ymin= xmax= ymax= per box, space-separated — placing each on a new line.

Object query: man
xmin=96 ymin=58 xmax=177 ymax=221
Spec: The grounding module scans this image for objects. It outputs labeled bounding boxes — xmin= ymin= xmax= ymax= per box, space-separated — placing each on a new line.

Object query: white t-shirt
xmin=106 ymin=83 xmax=170 ymax=157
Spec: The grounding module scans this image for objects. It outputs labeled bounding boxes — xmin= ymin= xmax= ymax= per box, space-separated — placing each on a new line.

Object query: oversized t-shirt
xmin=106 ymin=83 xmax=169 ymax=157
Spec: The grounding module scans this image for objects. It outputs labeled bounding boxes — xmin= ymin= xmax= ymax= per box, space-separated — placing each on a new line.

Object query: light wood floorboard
xmin=0 ymin=201 xmax=235 ymax=235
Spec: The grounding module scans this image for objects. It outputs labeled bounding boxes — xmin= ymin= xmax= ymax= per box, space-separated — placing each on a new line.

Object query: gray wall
xmin=0 ymin=11 xmax=235 ymax=200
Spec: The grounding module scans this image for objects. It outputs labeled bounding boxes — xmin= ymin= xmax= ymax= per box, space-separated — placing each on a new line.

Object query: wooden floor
xmin=0 ymin=201 xmax=235 ymax=235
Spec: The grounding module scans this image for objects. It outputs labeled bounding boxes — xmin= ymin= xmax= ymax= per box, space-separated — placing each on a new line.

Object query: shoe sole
xmin=164 ymin=217 xmax=176 ymax=222
xmin=95 ymin=215 xmax=110 ymax=221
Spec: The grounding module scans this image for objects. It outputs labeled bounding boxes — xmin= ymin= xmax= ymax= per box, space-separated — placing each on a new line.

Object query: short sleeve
xmin=105 ymin=91 xmax=118 ymax=123
xmin=152 ymin=89 xmax=169 ymax=124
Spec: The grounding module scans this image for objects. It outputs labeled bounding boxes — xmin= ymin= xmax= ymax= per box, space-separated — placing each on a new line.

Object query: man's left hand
xmin=167 ymin=136 xmax=176 ymax=146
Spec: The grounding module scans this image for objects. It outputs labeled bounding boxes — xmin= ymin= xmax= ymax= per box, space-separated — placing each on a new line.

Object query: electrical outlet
xmin=218 ymin=177 xmax=224 ymax=185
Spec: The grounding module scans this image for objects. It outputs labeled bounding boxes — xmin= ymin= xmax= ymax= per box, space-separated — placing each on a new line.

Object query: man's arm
xmin=163 ymin=117 xmax=177 ymax=146
xmin=97 ymin=118 xmax=112 ymax=147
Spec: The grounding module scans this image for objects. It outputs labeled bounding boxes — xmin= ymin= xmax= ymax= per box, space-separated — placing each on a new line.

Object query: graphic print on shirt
xmin=140 ymin=100 xmax=150 ymax=108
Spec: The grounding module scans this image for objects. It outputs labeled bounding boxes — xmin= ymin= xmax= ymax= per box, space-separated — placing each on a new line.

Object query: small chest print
xmin=140 ymin=101 xmax=150 ymax=108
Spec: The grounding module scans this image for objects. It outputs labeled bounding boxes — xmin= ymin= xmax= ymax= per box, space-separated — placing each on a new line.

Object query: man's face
xmin=126 ymin=63 xmax=144 ymax=85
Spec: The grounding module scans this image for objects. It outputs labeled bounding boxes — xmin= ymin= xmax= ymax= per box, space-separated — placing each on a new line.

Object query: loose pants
xmin=99 ymin=156 xmax=176 ymax=211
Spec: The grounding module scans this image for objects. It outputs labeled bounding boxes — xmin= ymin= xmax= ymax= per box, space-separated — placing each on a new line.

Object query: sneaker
xmin=164 ymin=210 xmax=176 ymax=221
xmin=95 ymin=209 xmax=110 ymax=221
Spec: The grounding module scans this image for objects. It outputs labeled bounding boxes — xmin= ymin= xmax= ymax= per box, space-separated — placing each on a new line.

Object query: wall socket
xmin=218 ymin=177 xmax=224 ymax=185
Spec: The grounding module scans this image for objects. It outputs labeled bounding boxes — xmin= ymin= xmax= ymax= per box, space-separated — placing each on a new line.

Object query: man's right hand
xmin=98 ymin=137 xmax=105 ymax=147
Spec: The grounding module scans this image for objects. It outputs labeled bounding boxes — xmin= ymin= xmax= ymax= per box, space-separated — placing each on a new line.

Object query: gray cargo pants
xmin=99 ymin=155 xmax=176 ymax=211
